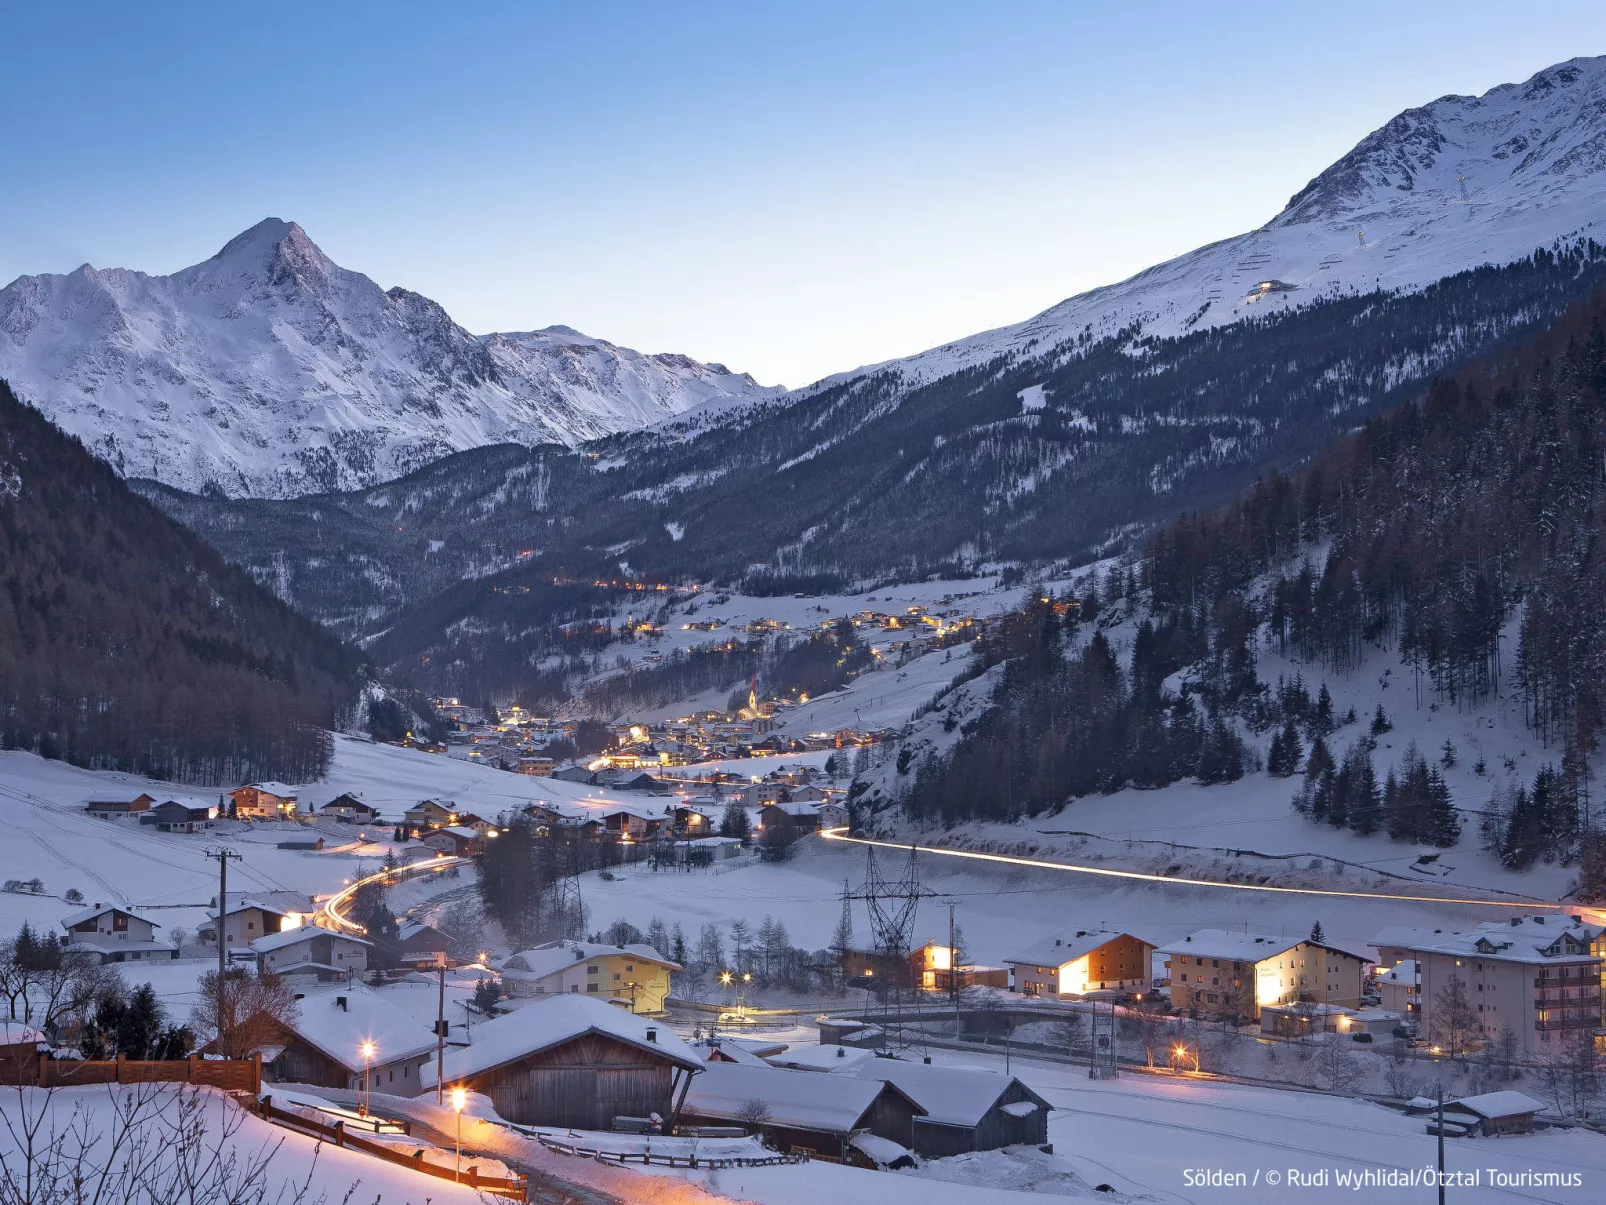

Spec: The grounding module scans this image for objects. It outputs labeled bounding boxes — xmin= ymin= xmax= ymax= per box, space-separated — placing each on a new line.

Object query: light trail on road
xmin=316 ymin=854 xmax=469 ymax=933
xmin=818 ymin=828 xmax=1582 ymax=912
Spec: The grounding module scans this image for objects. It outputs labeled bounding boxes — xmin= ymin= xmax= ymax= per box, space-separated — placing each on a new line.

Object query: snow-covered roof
xmin=59 ymin=903 xmax=154 ymax=929
xmin=845 ymin=1059 xmax=1043 ymax=1128
xmin=847 ymin=1132 xmax=912 ymax=1167
xmin=1382 ymin=960 xmax=1419 ymax=983
xmin=1376 ymin=917 xmax=1602 ymax=966
xmin=209 ymin=890 xmax=314 ymax=920
xmin=421 ymin=994 xmax=700 ymax=1087
xmin=0 ymin=1022 xmax=45 ymax=1046
xmin=1446 ymin=1091 xmax=1547 ymax=1119
xmin=1004 ymin=930 xmax=1139 ymax=967
xmin=691 ymin=1038 xmax=772 ymax=1067
xmin=440 ymin=825 xmax=480 ymax=839
xmin=499 ymin=940 xmax=679 ymax=980
xmin=282 ymin=985 xmax=437 ymax=1071
xmin=766 ymin=1044 xmax=878 ymax=1072
xmin=683 ymin=1063 xmax=899 ymax=1132
xmin=66 ymin=934 xmax=176 ymax=956
xmin=1158 ymin=930 xmax=1296 ymax=961
xmin=1160 ymin=929 xmax=1371 ymax=965
xmin=251 ymin=926 xmax=371 ymax=954
xmin=239 ymin=782 xmax=299 ymax=796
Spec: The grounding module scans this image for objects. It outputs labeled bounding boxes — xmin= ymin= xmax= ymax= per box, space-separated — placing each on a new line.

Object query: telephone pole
xmin=436 ymin=964 xmax=447 ymax=1103
xmin=203 ymin=847 xmax=243 ymax=1040
xmin=948 ymin=900 xmax=958 ymax=1007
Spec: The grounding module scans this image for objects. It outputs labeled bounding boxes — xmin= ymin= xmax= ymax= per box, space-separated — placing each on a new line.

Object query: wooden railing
xmin=0 ymin=1053 xmax=261 ymax=1094
xmin=258 ymin=1095 xmax=528 ymax=1201
xmin=536 ymin=1133 xmax=809 ymax=1169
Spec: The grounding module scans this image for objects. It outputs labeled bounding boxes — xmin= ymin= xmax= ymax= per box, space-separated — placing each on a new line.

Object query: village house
xmin=691 ymin=1035 xmax=788 ymax=1066
xmin=199 ymin=890 xmax=312 ymax=953
xmin=402 ymin=799 xmax=459 ymax=831
xmin=1159 ymin=929 xmax=1369 ymax=1021
xmin=59 ymin=904 xmax=177 ymax=963
xmin=498 ymin=940 xmax=680 ymax=1013
xmin=421 ymin=995 xmax=703 ymax=1129
xmin=908 ymin=941 xmax=1008 ymax=992
xmin=257 ymin=984 xmax=437 ymax=1094
xmin=138 ymin=798 xmax=217 ymax=833
xmin=1438 ymin=1091 xmax=1549 ymax=1137
xmin=228 ymin=782 xmax=300 ymax=820
xmin=393 ymin=922 xmax=453 ymax=967
xmin=1006 ymin=930 xmax=1155 ymax=998
xmin=843 ymin=1059 xmax=1051 ymax=1157
xmin=422 ymin=825 xmax=486 ymax=857
xmin=1378 ymin=916 xmax=1605 ymax=1058
xmin=516 ymin=756 xmax=555 ymax=776
xmin=82 ymin=793 xmax=155 ymax=821
xmin=681 ymin=1062 xmax=923 ymax=1161
xmin=738 ymin=781 xmax=782 ymax=808
xmin=251 ymin=925 xmax=371 ymax=981
xmin=785 ymin=784 xmax=829 ymax=803
xmin=317 ymin=793 xmax=381 ymax=824
xmin=1379 ymin=959 xmax=1421 ymax=1020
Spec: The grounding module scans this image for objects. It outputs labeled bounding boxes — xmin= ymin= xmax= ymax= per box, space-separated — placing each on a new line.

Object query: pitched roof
xmin=499 ymin=940 xmax=680 ymax=980
xmin=59 ymin=903 xmax=155 ymax=930
xmin=683 ymin=1063 xmax=908 ymax=1133
xmin=1159 ymin=928 xmax=1371 ymax=964
xmin=239 ymin=782 xmax=299 ymax=797
xmin=1445 ymin=1091 xmax=1547 ymax=1119
xmin=766 ymin=1044 xmax=878 ymax=1072
xmin=1004 ymin=930 xmax=1142 ymax=967
xmin=65 ymin=934 xmax=176 ymax=956
xmin=421 ymin=994 xmax=700 ymax=1088
xmin=283 ymin=985 xmax=438 ymax=1071
xmin=844 ymin=1059 xmax=1047 ymax=1128
xmin=1375 ymin=916 xmax=1603 ymax=966
xmin=251 ymin=925 xmax=372 ymax=954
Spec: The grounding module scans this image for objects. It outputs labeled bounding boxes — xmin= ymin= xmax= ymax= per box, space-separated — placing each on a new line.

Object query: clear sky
xmin=4 ymin=2 xmax=1606 ymax=387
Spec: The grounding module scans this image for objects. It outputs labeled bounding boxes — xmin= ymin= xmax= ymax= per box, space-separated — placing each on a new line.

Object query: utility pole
xmin=948 ymin=901 xmax=957 ymax=1008
xmin=436 ymin=964 xmax=447 ymax=1104
xmin=204 ymin=847 xmax=243 ymax=1040
xmin=1436 ymin=1086 xmax=1446 ymax=1205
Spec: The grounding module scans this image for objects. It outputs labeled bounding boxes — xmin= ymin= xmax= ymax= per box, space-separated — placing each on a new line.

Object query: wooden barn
xmin=421 ymin=995 xmax=702 ymax=1129
xmin=253 ymin=985 xmax=437 ymax=1094
xmin=844 ymin=1058 xmax=1051 ymax=1156
xmin=681 ymin=1062 xmax=924 ymax=1159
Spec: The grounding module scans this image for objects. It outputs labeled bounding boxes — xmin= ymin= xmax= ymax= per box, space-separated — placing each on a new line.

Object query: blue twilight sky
xmin=4 ymin=3 xmax=1605 ymax=387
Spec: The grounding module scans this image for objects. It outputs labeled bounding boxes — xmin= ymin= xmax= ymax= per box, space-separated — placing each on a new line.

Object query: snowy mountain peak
xmin=0 ymin=220 xmax=779 ymax=497
xmin=1273 ymin=56 xmax=1606 ymax=228
xmin=813 ymin=53 xmax=1606 ymax=394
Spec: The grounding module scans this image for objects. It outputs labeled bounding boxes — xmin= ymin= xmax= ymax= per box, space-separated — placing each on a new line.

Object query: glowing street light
xmin=360 ymin=1041 xmax=376 ymax=1115
xmin=450 ymin=1086 xmax=467 ymax=1180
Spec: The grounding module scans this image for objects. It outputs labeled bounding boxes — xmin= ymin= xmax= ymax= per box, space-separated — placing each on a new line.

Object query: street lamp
xmin=450 ymin=1086 xmax=467 ymax=1181
xmin=360 ymin=1041 xmax=376 ymax=1115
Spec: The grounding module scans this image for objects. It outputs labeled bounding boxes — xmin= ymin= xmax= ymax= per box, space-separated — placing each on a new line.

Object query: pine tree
xmin=670 ymin=922 xmax=688 ymax=967
xmin=1314 ymin=684 xmax=1335 ymax=735
xmin=1268 ymin=721 xmax=1303 ymax=777
xmin=646 ymin=916 xmax=669 ymax=959
xmin=1369 ymin=703 xmax=1392 ymax=736
xmin=1309 ymin=921 xmax=1325 ymax=944
xmin=1423 ymin=767 xmax=1461 ymax=847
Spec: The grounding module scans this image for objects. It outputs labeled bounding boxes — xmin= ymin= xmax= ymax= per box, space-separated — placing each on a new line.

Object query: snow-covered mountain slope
xmin=802 ymin=56 xmax=1606 ymax=394
xmin=0 ymin=219 xmax=779 ymax=497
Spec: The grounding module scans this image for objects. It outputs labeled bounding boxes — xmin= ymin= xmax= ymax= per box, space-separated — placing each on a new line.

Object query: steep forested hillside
xmin=0 ymin=381 xmax=364 ymax=784
xmin=902 ymin=286 xmax=1606 ymax=890
xmin=144 ymin=244 xmax=1606 ymax=669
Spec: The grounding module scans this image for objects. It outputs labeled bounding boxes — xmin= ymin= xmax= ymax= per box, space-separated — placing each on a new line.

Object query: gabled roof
xmin=1445 ymin=1091 xmax=1547 ymax=1120
xmin=1376 ymin=916 xmax=1602 ymax=966
xmin=282 ymin=984 xmax=437 ymax=1071
xmin=421 ymin=994 xmax=700 ymax=1087
xmin=1004 ymin=930 xmax=1144 ymax=968
xmin=66 ymin=934 xmax=177 ymax=955
xmin=683 ymin=1063 xmax=916 ymax=1133
xmin=1159 ymin=928 xmax=1371 ymax=965
xmin=237 ymin=781 xmax=299 ymax=797
xmin=60 ymin=903 xmax=156 ymax=930
xmin=499 ymin=939 xmax=680 ymax=980
xmin=766 ymin=1044 xmax=878 ymax=1072
xmin=844 ymin=1058 xmax=1049 ymax=1128
xmin=251 ymin=925 xmax=372 ymax=954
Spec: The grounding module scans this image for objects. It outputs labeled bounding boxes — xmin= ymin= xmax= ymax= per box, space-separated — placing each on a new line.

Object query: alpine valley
xmin=15 ymin=58 xmax=1606 ymax=677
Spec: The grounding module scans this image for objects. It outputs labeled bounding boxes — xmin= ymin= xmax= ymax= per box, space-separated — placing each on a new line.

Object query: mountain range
xmin=19 ymin=55 xmax=1606 ymax=699
xmin=0 ymin=219 xmax=779 ymax=496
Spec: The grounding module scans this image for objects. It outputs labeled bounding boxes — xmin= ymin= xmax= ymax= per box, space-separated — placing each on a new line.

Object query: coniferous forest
xmin=0 ymin=381 xmax=364 ymax=785
xmin=905 ymin=287 xmax=1606 ymax=883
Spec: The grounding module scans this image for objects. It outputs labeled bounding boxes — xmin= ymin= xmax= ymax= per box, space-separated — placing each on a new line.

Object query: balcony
xmin=1533 ymin=986 xmax=1602 ymax=1009
xmin=1534 ymin=1010 xmax=1603 ymax=1031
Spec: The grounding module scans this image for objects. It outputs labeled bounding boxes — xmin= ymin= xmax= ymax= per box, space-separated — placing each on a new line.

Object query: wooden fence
xmin=537 ymin=1133 xmax=809 ymax=1169
xmin=0 ymin=1052 xmax=261 ymax=1094
xmin=258 ymin=1095 xmax=528 ymax=1201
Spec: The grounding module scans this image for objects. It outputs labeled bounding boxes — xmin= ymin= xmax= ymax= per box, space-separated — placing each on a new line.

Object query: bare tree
xmin=735 ymin=1097 xmax=772 ymax=1133
xmin=1428 ymin=973 xmax=1477 ymax=1060
xmin=1539 ymin=1033 xmax=1600 ymax=1121
xmin=0 ymin=1080 xmax=344 ymax=1204
xmin=189 ymin=969 xmax=299 ymax=1059
xmin=1315 ymin=1033 xmax=1361 ymax=1093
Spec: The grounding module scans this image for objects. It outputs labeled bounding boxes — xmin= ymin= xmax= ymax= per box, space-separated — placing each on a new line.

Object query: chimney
xmin=1511 ymin=918 xmax=1521 ymax=927
xmin=1054 ymin=939 xmax=1061 ymax=947
xmin=336 ymin=996 xmax=348 ymax=1012
xmin=836 ymin=1046 xmax=846 ymax=1057
xmin=646 ymin=1027 xmax=658 ymax=1044
xmin=1536 ymin=916 xmax=1546 ymax=925
xmin=1185 ymin=936 xmax=1191 ymax=942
